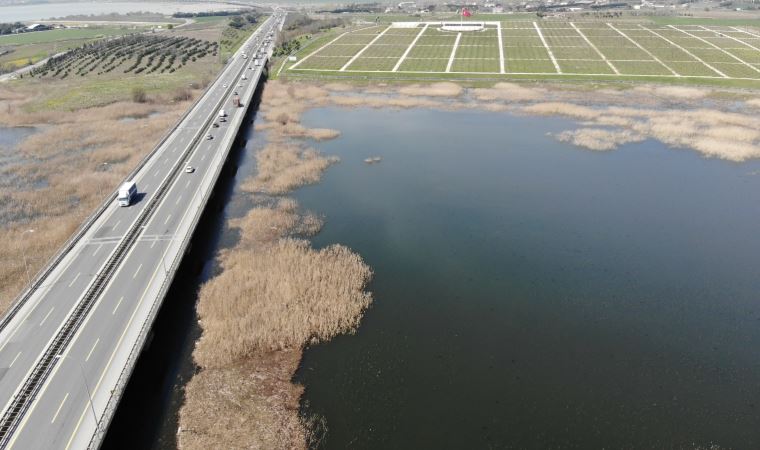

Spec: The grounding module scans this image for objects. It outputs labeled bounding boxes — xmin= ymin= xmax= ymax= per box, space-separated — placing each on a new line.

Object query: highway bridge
xmin=0 ymin=12 xmax=285 ymax=449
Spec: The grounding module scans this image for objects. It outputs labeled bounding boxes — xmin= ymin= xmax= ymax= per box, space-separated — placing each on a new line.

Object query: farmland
xmin=0 ymin=26 xmax=143 ymax=72
xmin=285 ymin=20 xmax=760 ymax=85
xmin=29 ymin=34 xmax=217 ymax=79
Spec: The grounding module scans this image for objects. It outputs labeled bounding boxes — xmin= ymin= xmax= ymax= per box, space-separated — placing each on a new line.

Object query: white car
xmin=223 ymin=84 xmax=227 ymax=88
xmin=185 ymin=165 xmax=195 ymax=173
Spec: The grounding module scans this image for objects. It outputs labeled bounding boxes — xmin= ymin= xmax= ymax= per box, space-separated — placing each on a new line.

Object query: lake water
xmin=0 ymin=2 xmax=236 ymax=22
xmin=294 ymin=107 xmax=760 ymax=449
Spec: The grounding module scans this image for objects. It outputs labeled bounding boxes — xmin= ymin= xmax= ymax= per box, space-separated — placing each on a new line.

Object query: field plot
xmin=288 ymin=20 xmax=760 ymax=83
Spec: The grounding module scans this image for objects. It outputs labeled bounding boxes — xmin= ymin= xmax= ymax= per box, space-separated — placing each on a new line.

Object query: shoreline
xmin=178 ymin=78 xmax=760 ymax=449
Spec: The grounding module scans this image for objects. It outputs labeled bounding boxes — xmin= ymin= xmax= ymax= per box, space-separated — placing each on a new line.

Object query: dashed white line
xmin=175 ymin=195 xmax=183 ymax=205
xmin=133 ymin=264 xmax=142 ymax=279
xmin=446 ymin=33 xmax=462 ymax=73
xmin=201 ymin=153 xmax=207 ymax=162
xmin=111 ymin=220 xmax=121 ymax=232
xmin=164 ymin=214 xmax=172 ymax=225
xmin=92 ymin=244 xmax=103 ymax=257
xmin=112 ymin=296 xmax=124 ymax=315
xmin=67 ymin=273 xmax=81 ymax=288
xmin=9 ymin=351 xmax=21 ymax=368
xmin=85 ymin=338 xmax=99 ymax=362
xmin=150 ymin=240 xmax=157 ymax=249
xmin=39 ymin=307 xmax=54 ymax=327
xmin=51 ymin=393 xmax=68 ymax=424
xmin=185 ymin=180 xmax=191 ymax=189
xmin=154 ymin=169 xmax=160 ymax=177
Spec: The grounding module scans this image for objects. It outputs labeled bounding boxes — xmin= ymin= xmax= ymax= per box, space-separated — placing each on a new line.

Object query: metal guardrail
xmin=86 ymin=42 xmax=276 ymax=450
xmin=0 ymin=25 xmax=243 ymax=339
xmin=0 ymin=18 xmax=277 ymax=448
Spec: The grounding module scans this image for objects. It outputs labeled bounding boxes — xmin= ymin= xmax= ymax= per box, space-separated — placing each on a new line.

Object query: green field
xmin=0 ymin=27 xmax=140 ymax=45
xmin=285 ymin=20 xmax=760 ymax=85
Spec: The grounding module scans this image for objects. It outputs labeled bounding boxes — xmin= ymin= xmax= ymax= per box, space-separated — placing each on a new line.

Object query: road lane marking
xmin=68 ymin=273 xmax=81 ymax=288
xmin=112 ymin=220 xmax=121 ymax=232
xmin=150 ymin=240 xmax=157 ymax=249
xmin=164 ymin=214 xmax=172 ymax=225
xmin=59 ymin=29 xmax=268 ymax=449
xmin=133 ymin=264 xmax=142 ymax=279
xmin=185 ymin=180 xmax=191 ymax=189
xmin=51 ymin=393 xmax=68 ymax=424
xmin=201 ymin=153 xmax=206 ymax=162
xmin=9 ymin=351 xmax=21 ymax=368
xmin=39 ymin=307 xmax=54 ymax=327
xmin=85 ymin=338 xmax=99 ymax=362
xmin=154 ymin=169 xmax=160 ymax=177
xmin=112 ymin=296 xmax=124 ymax=315
xmin=175 ymin=195 xmax=183 ymax=205
xmin=92 ymin=244 xmax=103 ymax=257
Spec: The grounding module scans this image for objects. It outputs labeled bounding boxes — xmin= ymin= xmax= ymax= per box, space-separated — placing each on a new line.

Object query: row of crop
xmin=30 ymin=34 xmax=218 ymax=79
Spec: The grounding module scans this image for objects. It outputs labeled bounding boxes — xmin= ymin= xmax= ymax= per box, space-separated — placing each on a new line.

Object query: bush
xmin=131 ymin=86 xmax=147 ymax=103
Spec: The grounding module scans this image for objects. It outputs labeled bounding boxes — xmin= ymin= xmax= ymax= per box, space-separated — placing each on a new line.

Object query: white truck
xmin=118 ymin=180 xmax=137 ymax=207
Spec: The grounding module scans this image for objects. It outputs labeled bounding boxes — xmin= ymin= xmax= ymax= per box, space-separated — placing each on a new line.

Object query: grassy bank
xmin=0 ymin=15 xmax=248 ymax=311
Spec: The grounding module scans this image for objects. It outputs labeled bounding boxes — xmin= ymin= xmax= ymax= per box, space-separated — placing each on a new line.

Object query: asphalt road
xmin=0 ymin=13 xmax=283 ymax=449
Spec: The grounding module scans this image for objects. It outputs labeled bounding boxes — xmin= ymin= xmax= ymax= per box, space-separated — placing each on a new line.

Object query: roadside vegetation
xmin=0 ymin=13 xmax=259 ymax=311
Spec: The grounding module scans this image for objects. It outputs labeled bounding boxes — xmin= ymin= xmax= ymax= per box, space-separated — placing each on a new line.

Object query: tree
xmin=167 ymin=24 xmax=174 ymax=30
xmin=229 ymin=16 xmax=245 ymax=29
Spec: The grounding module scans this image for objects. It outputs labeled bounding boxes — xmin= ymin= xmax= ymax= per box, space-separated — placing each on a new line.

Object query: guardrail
xmin=86 ymin=45 xmax=275 ymax=450
xmin=0 ymin=17 xmax=278 ymax=448
xmin=0 ymin=22 xmax=247 ymax=339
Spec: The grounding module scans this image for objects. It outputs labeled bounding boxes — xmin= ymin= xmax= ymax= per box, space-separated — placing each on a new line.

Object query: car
xmin=185 ymin=165 xmax=195 ymax=173
xmin=233 ymin=91 xmax=238 ymax=96
xmin=219 ymin=117 xmax=227 ymax=123
xmin=212 ymin=122 xmax=219 ymax=128
xmin=206 ymin=134 xmax=213 ymax=140
xmin=223 ymin=84 xmax=227 ymax=88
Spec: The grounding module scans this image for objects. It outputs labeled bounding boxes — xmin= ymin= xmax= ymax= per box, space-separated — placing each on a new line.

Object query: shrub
xmin=131 ymin=86 xmax=147 ymax=103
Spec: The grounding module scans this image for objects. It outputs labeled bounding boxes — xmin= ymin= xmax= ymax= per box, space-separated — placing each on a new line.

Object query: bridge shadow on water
xmin=100 ymin=74 xmax=267 ymax=450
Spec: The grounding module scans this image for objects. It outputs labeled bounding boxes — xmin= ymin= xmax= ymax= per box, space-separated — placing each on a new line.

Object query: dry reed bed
xmin=180 ymin=78 xmax=760 ymax=448
xmin=179 ymin=81 xmax=373 ymax=450
xmin=0 ymin=95 xmax=190 ymax=312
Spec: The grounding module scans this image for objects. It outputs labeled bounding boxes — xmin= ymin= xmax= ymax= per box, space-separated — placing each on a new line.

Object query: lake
xmin=294 ymin=107 xmax=760 ymax=448
xmin=0 ymin=2 xmax=236 ymax=22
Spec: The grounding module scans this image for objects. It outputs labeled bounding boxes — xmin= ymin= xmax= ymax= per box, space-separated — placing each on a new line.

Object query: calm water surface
xmin=294 ymin=107 xmax=760 ymax=449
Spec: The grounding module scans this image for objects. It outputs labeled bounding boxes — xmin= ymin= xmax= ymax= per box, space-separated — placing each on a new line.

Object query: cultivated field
xmin=287 ymin=20 xmax=760 ymax=83
xmin=29 ymin=34 xmax=217 ymax=79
